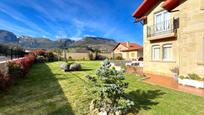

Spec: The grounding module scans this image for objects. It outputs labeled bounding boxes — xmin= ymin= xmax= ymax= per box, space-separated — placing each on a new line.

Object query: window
xmin=152 ymin=45 xmax=160 ymax=60
xmin=131 ymin=53 xmax=135 ymax=57
xmin=154 ymin=10 xmax=171 ymax=32
xmin=163 ymin=44 xmax=172 ymax=61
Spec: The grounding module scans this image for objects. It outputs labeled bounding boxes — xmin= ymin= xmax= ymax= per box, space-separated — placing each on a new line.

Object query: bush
xmin=36 ymin=55 xmax=45 ymax=63
xmin=68 ymin=56 xmax=74 ymax=61
xmin=188 ymin=73 xmax=202 ymax=81
xmin=0 ymin=71 xmax=13 ymax=91
xmin=86 ymin=59 xmax=134 ymax=114
xmin=1 ymin=54 xmax=35 ymax=91
xmin=69 ymin=63 xmax=81 ymax=71
xmin=7 ymin=61 xmax=22 ymax=78
xmin=32 ymin=49 xmax=46 ymax=56
xmin=45 ymin=52 xmax=55 ymax=62
xmin=95 ymin=54 xmax=106 ymax=60
xmin=170 ymin=67 xmax=179 ymax=74
xmin=179 ymin=73 xmax=204 ymax=81
xmin=88 ymin=53 xmax=94 ymax=60
xmin=8 ymin=54 xmax=35 ymax=78
xmin=179 ymin=75 xmax=185 ymax=79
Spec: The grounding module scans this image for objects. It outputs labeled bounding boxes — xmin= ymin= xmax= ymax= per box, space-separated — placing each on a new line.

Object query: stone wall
xmin=62 ymin=52 xmax=112 ymax=60
xmin=143 ymin=0 xmax=204 ymax=77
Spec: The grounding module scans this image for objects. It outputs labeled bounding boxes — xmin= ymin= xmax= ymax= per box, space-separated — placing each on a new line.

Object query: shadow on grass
xmin=65 ymin=68 xmax=93 ymax=72
xmin=127 ymin=89 xmax=165 ymax=114
xmin=0 ymin=63 xmax=74 ymax=115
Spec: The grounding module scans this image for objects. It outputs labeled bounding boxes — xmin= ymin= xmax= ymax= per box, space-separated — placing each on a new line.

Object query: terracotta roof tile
xmin=113 ymin=42 xmax=143 ymax=52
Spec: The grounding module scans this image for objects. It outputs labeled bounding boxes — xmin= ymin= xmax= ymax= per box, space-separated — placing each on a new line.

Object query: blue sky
xmin=0 ymin=0 xmax=143 ymax=45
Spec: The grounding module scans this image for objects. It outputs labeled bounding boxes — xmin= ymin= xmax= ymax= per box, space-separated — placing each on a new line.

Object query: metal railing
xmin=147 ymin=19 xmax=176 ymax=37
xmin=0 ymin=44 xmax=26 ymax=61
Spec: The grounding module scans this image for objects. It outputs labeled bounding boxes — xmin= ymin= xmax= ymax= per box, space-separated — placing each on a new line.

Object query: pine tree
xmin=86 ymin=59 xmax=134 ymax=114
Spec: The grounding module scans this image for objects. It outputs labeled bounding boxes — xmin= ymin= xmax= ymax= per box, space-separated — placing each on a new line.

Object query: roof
xmin=113 ymin=42 xmax=143 ymax=52
xmin=132 ymin=0 xmax=180 ymax=20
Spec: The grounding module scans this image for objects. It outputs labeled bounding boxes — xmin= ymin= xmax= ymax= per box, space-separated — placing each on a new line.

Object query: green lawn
xmin=1 ymin=61 xmax=204 ymax=115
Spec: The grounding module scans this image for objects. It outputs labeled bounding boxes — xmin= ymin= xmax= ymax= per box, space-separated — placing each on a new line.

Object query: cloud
xmin=0 ymin=2 xmax=52 ymax=37
xmin=0 ymin=0 xmax=143 ymax=44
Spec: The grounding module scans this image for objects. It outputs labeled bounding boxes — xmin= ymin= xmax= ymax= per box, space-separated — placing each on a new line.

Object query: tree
xmin=86 ymin=59 xmax=134 ymax=115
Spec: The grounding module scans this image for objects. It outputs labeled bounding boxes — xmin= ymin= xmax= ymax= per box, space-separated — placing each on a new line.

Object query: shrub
xmin=1 ymin=54 xmax=35 ymax=91
xmin=88 ymin=53 xmax=94 ymax=60
xmin=86 ymin=59 xmax=134 ymax=114
xmin=95 ymin=54 xmax=106 ymax=60
xmin=36 ymin=55 xmax=45 ymax=63
xmin=45 ymin=52 xmax=55 ymax=62
xmin=8 ymin=54 xmax=35 ymax=78
xmin=179 ymin=75 xmax=185 ymax=79
xmin=0 ymin=71 xmax=13 ymax=91
xmin=188 ymin=73 xmax=202 ymax=81
xmin=32 ymin=49 xmax=46 ymax=56
xmin=68 ymin=56 xmax=73 ymax=61
xmin=7 ymin=61 xmax=22 ymax=78
xmin=69 ymin=63 xmax=81 ymax=71
xmin=179 ymin=74 xmax=204 ymax=81
xmin=170 ymin=67 xmax=179 ymax=74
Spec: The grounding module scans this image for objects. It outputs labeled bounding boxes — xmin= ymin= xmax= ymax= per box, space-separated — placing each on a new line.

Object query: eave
xmin=132 ymin=0 xmax=180 ymax=21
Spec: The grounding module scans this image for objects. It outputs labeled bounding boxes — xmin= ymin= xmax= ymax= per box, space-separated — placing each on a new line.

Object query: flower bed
xmin=178 ymin=74 xmax=204 ymax=88
xmin=178 ymin=78 xmax=204 ymax=88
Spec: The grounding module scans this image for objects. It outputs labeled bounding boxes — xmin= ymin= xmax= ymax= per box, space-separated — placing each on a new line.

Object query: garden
xmin=1 ymin=58 xmax=204 ymax=114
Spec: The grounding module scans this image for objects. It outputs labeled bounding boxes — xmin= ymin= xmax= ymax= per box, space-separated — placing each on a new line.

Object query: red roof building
xmin=113 ymin=42 xmax=143 ymax=60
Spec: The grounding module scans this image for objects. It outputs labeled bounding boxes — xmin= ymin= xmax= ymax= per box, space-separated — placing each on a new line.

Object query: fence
xmin=0 ymin=45 xmax=26 ymax=61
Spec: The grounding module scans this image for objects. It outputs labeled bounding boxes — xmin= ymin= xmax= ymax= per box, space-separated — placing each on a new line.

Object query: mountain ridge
xmin=0 ymin=30 xmax=117 ymax=52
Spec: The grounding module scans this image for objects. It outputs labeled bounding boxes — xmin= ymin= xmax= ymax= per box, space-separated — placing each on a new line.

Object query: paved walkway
xmin=144 ymin=73 xmax=204 ymax=96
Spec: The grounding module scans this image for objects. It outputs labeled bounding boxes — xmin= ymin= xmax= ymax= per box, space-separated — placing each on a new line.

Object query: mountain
xmin=0 ymin=30 xmax=117 ymax=52
xmin=70 ymin=37 xmax=116 ymax=47
xmin=18 ymin=36 xmax=55 ymax=48
xmin=69 ymin=37 xmax=117 ymax=52
xmin=0 ymin=30 xmax=18 ymax=43
xmin=18 ymin=36 xmax=74 ymax=49
xmin=55 ymin=38 xmax=74 ymax=48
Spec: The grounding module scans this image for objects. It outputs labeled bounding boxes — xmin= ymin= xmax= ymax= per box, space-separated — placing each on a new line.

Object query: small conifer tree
xmin=86 ymin=59 xmax=134 ymax=114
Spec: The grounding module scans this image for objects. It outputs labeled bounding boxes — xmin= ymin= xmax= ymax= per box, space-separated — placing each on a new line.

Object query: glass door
xmin=154 ymin=11 xmax=170 ymax=33
xmin=164 ymin=11 xmax=170 ymax=31
xmin=155 ymin=12 xmax=163 ymax=32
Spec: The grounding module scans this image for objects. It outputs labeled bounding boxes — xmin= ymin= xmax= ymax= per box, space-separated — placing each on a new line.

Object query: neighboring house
xmin=132 ymin=0 xmax=204 ymax=77
xmin=113 ymin=42 xmax=143 ymax=60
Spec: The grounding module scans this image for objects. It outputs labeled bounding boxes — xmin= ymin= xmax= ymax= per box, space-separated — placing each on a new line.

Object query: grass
xmin=0 ymin=61 xmax=204 ymax=115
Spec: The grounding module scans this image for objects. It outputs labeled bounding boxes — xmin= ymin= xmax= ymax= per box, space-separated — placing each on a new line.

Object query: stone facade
xmin=143 ymin=0 xmax=204 ymax=77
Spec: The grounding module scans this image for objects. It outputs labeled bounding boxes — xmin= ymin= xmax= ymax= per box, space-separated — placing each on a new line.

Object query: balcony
xmin=147 ymin=19 xmax=177 ymax=40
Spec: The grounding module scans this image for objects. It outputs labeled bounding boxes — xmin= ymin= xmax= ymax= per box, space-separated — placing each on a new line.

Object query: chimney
xmin=126 ymin=42 xmax=129 ymax=48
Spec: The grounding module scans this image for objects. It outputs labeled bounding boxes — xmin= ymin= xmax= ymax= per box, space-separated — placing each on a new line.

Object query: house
xmin=132 ymin=0 xmax=204 ymax=77
xmin=113 ymin=42 xmax=143 ymax=60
